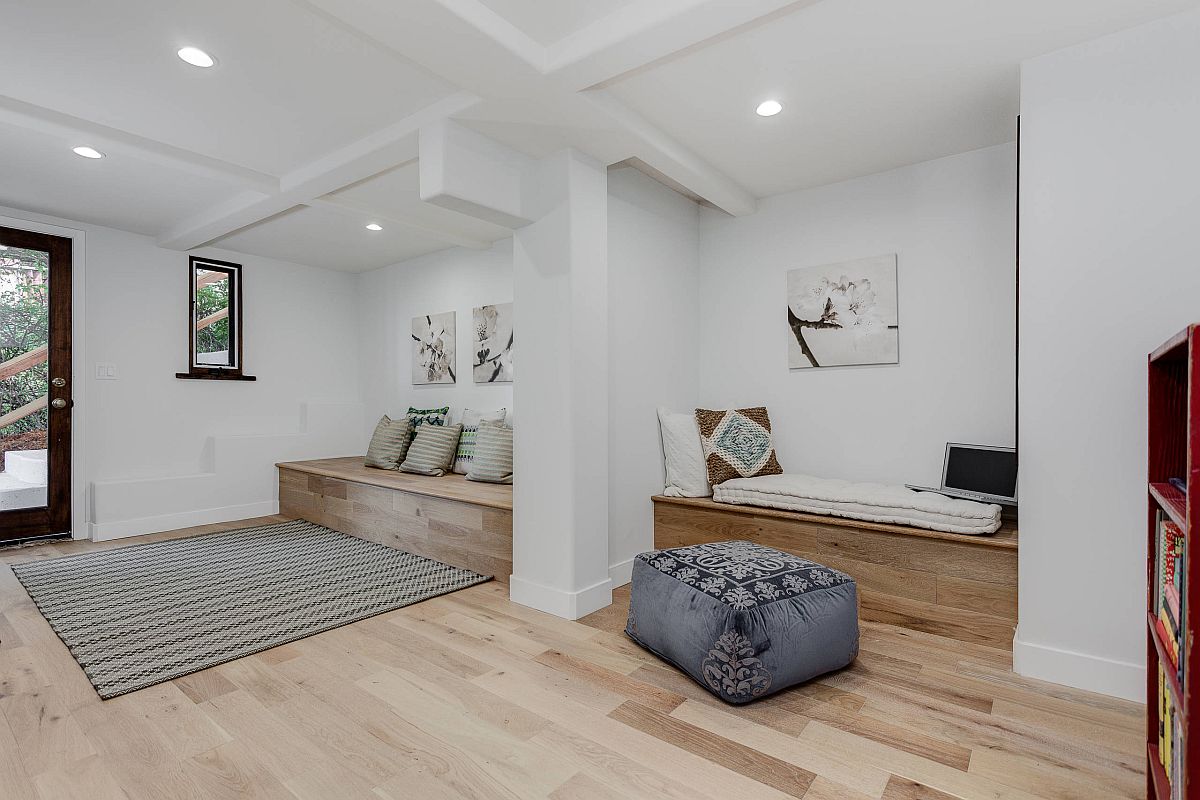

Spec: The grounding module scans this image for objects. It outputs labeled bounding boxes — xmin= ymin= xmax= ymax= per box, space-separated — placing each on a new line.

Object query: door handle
xmin=51 ymin=398 xmax=67 ymax=409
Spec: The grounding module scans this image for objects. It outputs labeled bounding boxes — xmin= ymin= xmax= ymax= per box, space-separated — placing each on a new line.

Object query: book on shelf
xmin=1160 ymin=659 xmax=1185 ymax=799
xmin=1166 ymin=583 xmax=1182 ymax=624
xmin=1158 ymin=612 xmax=1179 ymax=667
xmin=1155 ymin=510 xmax=1188 ymax=688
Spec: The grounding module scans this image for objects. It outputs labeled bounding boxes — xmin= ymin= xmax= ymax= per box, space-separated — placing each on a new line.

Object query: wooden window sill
xmin=175 ymin=372 xmax=257 ymax=381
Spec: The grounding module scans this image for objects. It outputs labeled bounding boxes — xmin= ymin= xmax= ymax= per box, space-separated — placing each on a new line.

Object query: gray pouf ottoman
xmin=625 ymin=540 xmax=859 ymax=704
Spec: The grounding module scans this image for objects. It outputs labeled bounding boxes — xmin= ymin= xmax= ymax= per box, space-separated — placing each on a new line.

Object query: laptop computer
xmin=906 ymin=443 xmax=1017 ymax=506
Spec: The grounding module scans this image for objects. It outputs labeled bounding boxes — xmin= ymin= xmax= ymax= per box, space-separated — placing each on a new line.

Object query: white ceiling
xmin=0 ymin=0 xmax=1196 ymax=271
xmin=329 ymin=162 xmax=513 ymax=246
xmin=212 ymin=205 xmax=458 ymax=273
xmin=0 ymin=120 xmax=235 ymax=236
xmin=0 ymin=0 xmax=453 ymax=176
xmin=606 ymin=0 xmax=1200 ymax=197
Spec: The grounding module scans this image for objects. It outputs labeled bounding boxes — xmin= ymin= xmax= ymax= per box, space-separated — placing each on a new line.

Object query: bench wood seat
xmin=278 ymin=457 xmax=512 ymax=582
xmin=652 ymin=495 xmax=1018 ymax=651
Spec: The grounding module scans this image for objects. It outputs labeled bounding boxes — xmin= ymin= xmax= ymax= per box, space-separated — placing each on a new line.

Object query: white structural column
xmin=509 ymin=150 xmax=612 ymax=619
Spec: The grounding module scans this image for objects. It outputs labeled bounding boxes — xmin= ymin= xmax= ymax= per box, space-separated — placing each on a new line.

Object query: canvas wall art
xmin=412 ymin=311 xmax=456 ymax=384
xmin=786 ymin=254 xmax=899 ymax=369
xmin=473 ymin=302 xmax=514 ymax=383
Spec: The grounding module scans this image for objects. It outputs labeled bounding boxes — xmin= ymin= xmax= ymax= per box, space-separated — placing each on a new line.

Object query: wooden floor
xmin=0 ymin=517 xmax=1144 ymax=800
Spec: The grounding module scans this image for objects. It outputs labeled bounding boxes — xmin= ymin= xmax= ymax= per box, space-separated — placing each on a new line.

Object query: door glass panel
xmin=0 ymin=244 xmax=49 ymax=511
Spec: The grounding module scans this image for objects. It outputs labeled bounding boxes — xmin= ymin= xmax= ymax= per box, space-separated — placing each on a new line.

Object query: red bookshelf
xmin=1147 ymin=325 xmax=1199 ymax=800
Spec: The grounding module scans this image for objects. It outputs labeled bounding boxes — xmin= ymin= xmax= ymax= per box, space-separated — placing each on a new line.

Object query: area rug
xmin=11 ymin=519 xmax=491 ymax=699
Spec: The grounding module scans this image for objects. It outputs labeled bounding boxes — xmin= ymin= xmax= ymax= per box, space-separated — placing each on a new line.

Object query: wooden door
xmin=0 ymin=226 xmax=72 ymax=541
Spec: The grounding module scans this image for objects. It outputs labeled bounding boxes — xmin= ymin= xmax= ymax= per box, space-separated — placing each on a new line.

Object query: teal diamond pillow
xmin=695 ymin=407 xmax=783 ymax=486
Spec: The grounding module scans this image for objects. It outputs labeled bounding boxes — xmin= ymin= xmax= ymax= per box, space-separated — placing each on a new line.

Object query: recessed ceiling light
xmin=756 ymin=100 xmax=783 ymax=117
xmin=177 ymin=46 xmax=216 ymax=68
xmin=72 ymin=146 xmax=104 ymax=159
xmin=365 ymin=223 xmax=383 ymax=231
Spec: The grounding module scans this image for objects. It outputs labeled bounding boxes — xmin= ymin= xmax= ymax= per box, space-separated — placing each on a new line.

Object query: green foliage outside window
xmin=195 ymin=274 xmax=230 ymax=357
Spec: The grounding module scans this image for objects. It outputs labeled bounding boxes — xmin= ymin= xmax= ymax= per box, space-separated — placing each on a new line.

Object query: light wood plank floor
xmin=0 ymin=517 xmax=1144 ymax=800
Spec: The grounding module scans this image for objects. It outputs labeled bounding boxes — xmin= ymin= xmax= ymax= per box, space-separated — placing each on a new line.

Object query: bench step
xmin=278 ymin=457 xmax=512 ymax=582
xmin=652 ymin=495 xmax=1017 ymax=652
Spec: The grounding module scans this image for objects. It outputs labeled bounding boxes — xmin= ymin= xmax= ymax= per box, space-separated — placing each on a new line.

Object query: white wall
xmin=607 ymin=167 xmax=700 ymax=584
xmin=697 ymin=145 xmax=1017 ymax=487
xmin=0 ymin=205 xmax=364 ymax=539
xmin=356 ymin=239 xmax=514 ymax=438
xmin=1017 ymin=8 xmax=1200 ymax=700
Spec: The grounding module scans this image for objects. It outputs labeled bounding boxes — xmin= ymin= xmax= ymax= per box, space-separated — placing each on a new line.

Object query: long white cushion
xmin=713 ymin=473 xmax=1002 ymax=535
xmin=658 ymin=408 xmax=712 ymax=498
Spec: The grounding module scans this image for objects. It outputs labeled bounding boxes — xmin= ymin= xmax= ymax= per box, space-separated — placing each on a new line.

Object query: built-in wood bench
xmin=278 ymin=457 xmax=512 ymax=582
xmin=653 ymin=495 xmax=1018 ymax=651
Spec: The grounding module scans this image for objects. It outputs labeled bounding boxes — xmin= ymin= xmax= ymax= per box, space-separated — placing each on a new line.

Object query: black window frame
xmin=176 ymin=256 xmax=255 ymax=381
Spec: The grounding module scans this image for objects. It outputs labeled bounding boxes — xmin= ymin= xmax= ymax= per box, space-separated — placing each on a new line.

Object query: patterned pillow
xmin=694 ymin=407 xmax=783 ymax=486
xmin=466 ymin=422 xmax=513 ymax=484
xmin=407 ymin=406 xmax=449 ymax=427
xmin=364 ymin=415 xmax=414 ymax=470
xmin=399 ymin=424 xmax=463 ymax=476
xmin=453 ymin=408 xmax=508 ymax=474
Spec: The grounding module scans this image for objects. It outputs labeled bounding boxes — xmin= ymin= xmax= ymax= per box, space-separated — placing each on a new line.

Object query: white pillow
xmin=658 ymin=407 xmax=712 ymax=498
xmin=452 ymin=408 xmax=508 ymax=474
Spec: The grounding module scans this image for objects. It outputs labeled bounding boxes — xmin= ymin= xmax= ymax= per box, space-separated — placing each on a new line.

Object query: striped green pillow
xmin=364 ymin=415 xmax=414 ymax=470
xmin=399 ymin=424 xmax=463 ymax=476
xmin=466 ymin=423 xmax=513 ymax=484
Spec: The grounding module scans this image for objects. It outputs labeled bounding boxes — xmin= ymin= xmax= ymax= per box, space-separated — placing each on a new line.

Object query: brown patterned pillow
xmin=694 ymin=407 xmax=784 ymax=486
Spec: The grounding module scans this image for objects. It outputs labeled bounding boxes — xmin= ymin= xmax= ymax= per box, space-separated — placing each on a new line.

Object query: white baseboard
xmin=609 ymin=557 xmax=634 ymax=588
xmin=89 ymin=500 xmax=279 ymax=542
xmin=509 ymin=574 xmax=613 ymax=620
xmin=1013 ymin=627 xmax=1145 ymax=702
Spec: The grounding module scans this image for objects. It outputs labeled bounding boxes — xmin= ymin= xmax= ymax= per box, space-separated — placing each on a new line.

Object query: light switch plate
xmin=95 ymin=363 xmax=118 ymax=380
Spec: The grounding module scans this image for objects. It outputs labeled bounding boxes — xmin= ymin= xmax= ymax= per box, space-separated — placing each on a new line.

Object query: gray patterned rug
xmin=11 ymin=519 xmax=491 ymax=699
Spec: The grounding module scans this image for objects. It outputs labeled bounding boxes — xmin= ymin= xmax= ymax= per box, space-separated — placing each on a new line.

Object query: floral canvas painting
xmin=412 ymin=311 xmax=456 ymax=384
xmin=786 ymin=254 xmax=899 ymax=369
xmin=473 ymin=302 xmax=514 ymax=383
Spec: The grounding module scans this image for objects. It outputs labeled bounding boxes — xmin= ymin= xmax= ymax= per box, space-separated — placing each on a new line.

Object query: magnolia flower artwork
xmin=786 ymin=254 xmax=899 ymax=369
xmin=473 ymin=302 xmax=514 ymax=383
xmin=412 ymin=311 xmax=456 ymax=384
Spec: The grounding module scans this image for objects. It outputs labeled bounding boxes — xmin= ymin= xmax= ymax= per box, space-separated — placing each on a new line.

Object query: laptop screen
xmin=943 ymin=445 xmax=1017 ymax=499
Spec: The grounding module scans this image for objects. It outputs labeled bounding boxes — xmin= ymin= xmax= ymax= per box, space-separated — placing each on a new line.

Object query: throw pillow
xmin=453 ymin=408 xmax=509 ymax=475
xmin=399 ymin=424 xmax=463 ymax=476
xmin=466 ymin=422 xmax=513 ymax=484
xmin=657 ymin=408 xmax=712 ymax=497
xmin=694 ymin=407 xmax=783 ymax=486
xmin=407 ymin=405 xmax=449 ymax=427
xmin=364 ymin=415 xmax=414 ymax=470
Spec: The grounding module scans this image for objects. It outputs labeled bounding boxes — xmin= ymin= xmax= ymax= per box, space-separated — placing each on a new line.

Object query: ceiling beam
xmin=303 ymin=0 xmax=760 ymax=217
xmin=0 ymin=95 xmax=278 ymax=192
xmin=158 ymin=92 xmax=481 ymax=251
xmin=546 ymin=0 xmax=819 ymax=91
xmin=582 ymin=89 xmax=756 ymax=217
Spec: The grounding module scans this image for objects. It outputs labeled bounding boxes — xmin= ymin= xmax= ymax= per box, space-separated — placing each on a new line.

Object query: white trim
xmin=1012 ymin=626 xmax=1145 ymax=702
xmin=608 ymin=557 xmax=634 ymax=588
xmin=0 ymin=211 xmax=87 ymax=540
xmin=88 ymin=500 xmax=279 ymax=542
xmin=508 ymin=574 xmax=613 ymax=620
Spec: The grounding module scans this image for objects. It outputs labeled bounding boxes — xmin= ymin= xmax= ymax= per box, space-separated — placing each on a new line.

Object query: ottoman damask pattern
xmin=625 ymin=540 xmax=859 ymax=703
